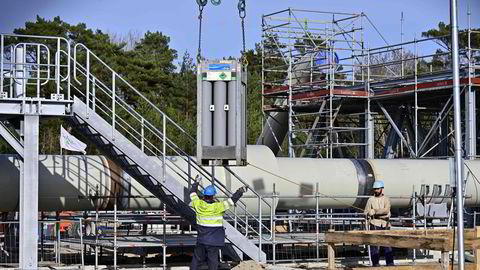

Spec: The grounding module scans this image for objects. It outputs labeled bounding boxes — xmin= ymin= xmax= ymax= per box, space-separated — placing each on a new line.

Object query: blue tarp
xmin=314 ymin=51 xmax=339 ymax=66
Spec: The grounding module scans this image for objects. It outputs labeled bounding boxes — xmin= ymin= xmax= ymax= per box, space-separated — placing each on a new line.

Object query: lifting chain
xmin=238 ymin=0 xmax=248 ymax=66
xmin=196 ymin=0 xmax=247 ymax=65
xmin=196 ymin=0 xmax=207 ymax=62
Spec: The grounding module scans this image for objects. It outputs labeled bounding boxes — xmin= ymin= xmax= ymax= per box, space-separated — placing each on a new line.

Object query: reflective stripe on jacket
xmin=190 ymin=193 xmax=234 ymax=227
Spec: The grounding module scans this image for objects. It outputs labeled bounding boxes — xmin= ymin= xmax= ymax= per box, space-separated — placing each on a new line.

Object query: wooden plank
xmin=446 ymin=235 xmax=480 ymax=251
xmin=349 ymin=229 xmax=451 ymax=236
xmin=328 ymin=229 xmax=336 ymax=270
xmin=346 ymin=263 xmax=476 ymax=270
xmin=441 ymin=251 xmax=449 ymax=270
xmin=350 ymin=229 xmax=476 ymax=238
xmin=464 ymin=239 xmax=480 ymax=251
xmin=326 ymin=229 xmax=480 ymax=252
xmin=325 ymin=232 xmax=449 ymax=251
xmin=328 ymin=242 xmax=335 ymax=269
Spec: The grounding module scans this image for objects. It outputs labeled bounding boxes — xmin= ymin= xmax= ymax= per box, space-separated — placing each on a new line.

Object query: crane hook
xmin=196 ymin=0 xmax=207 ymax=7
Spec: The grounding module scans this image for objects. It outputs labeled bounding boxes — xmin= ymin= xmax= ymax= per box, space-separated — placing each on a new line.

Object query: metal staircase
xmin=1 ymin=34 xmax=268 ymax=262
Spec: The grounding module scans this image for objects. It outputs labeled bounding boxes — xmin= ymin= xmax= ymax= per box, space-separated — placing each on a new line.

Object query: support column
xmin=365 ymin=99 xmax=374 ymax=159
xmin=451 ymin=0 xmax=466 ymax=267
xmin=19 ymin=115 xmax=39 ymax=269
xmin=465 ymin=87 xmax=476 ymax=159
xmin=364 ymin=47 xmax=374 ymax=159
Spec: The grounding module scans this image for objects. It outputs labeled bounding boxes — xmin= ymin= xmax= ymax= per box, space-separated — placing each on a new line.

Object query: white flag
xmin=60 ymin=125 xmax=87 ymax=154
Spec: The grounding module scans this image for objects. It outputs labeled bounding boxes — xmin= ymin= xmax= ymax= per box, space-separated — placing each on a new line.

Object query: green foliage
xmin=421 ymin=22 xmax=480 ymax=50
xmin=294 ymin=33 xmax=327 ymax=54
xmin=10 ymin=15 xmax=476 ymax=159
xmin=245 ymin=48 xmax=263 ymax=144
xmin=6 ymin=16 xmax=197 ymax=154
xmin=422 ymin=22 xmax=480 ymax=66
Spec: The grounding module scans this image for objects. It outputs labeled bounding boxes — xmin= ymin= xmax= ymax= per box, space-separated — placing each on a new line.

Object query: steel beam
xmin=19 ymin=115 xmax=39 ymax=269
xmin=377 ymin=102 xmax=416 ymax=157
xmin=438 ymin=114 xmax=449 ymax=156
xmin=417 ymin=96 xmax=453 ymax=155
xmin=300 ymin=100 xmax=326 ymax=157
xmin=405 ymin=110 xmax=425 ymax=156
xmin=383 ymin=108 xmax=404 ymax=158
xmin=0 ymin=121 xmax=23 ymax=158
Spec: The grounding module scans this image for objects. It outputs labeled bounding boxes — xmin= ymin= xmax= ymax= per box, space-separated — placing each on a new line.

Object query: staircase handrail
xmin=69 ymin=44 xmax=273 ymax=238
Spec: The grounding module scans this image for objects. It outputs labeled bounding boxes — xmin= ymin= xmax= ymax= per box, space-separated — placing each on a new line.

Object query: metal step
xmin=70 ymin=97 xmax=266 ymax=262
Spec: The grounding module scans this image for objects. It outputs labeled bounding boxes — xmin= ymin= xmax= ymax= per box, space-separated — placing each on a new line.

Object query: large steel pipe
xmin=0 ymin=146 xmax=479 ymax=213
xmin=0 ymin=155 xmax=161 ymax=211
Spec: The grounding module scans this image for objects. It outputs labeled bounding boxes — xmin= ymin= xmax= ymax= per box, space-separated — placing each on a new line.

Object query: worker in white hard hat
xmin=364 ymin=180 xmax=394 ymax=266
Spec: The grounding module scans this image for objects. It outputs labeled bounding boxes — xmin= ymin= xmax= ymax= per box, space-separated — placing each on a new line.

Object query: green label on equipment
xmin=205 ymin=71 xmax=232 ymax=81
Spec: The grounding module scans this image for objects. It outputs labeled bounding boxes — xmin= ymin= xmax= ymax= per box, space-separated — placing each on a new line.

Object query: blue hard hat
xmin=372 ymin=181 xmax=384 ymax=189
xmin=203 ymin=185 xmax=217 ymax=196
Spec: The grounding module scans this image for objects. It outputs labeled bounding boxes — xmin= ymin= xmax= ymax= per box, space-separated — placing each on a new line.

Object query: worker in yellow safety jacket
xmin=190 ymin=175 xmax=247 ymax=270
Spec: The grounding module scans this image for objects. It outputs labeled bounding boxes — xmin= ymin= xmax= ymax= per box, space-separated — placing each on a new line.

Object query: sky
xmin=0 ymin=0 xmax=479 ymax=62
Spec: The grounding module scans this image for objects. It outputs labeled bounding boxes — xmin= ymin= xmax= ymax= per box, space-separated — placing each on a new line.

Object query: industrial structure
xmin=0 ymin=4 xmax=479 ymax=270
xmin=259 ymin=9 xmax=480 ymax=160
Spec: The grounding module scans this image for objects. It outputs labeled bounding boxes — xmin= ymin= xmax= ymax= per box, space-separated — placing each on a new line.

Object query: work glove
xmin=368 ymin=209 xmax=376 ymax=217
xmin=237 ymin=186 xmax=248 ymax=193
xmin=194 ymin=175 xmax=202 ymax=184
xmin=191 ymin=175 xmax=201 ymax=192
xmin=231 ymin=186 xmax=248 ymax=203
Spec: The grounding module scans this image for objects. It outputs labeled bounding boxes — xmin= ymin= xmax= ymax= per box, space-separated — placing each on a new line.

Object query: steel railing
xmin=0 ymin=34 xmax=273 ymax=245
xmin=0 ymin=34 xmax=70 ymax=100
xmin=70 ymin=42 xmax=273 ymax=241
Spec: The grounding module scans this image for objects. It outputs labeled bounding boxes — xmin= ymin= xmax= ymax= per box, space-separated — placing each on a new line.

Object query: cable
xmin=247 ymin=161 xmax=365 ymax=212
xmin=364 ymin=14 xmax=390 ymax=46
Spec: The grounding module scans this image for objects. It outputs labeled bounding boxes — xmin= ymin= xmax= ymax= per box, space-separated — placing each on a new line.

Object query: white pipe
xmin=0 ymin=155 xmax=161 ymax=212
xmin=0 ymin=146 xmax=479 ymax=213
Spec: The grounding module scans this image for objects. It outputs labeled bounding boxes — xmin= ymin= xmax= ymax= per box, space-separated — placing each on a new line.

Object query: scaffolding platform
xmin=260 ymin=8 xmax=480 ymax=159
xmin=263 ymin=74 xmax=480 ymax=109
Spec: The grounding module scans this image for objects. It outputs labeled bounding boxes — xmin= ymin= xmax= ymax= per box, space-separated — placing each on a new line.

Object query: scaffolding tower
xmin=260 ymin=8 xmax=480 ymax=159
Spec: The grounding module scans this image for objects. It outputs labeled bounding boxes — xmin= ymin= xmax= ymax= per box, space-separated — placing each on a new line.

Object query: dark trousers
xmin=370 ymin=225 xmax=394 ymax=266
xmin=191 ymin=243 xmax=220 ymax=270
